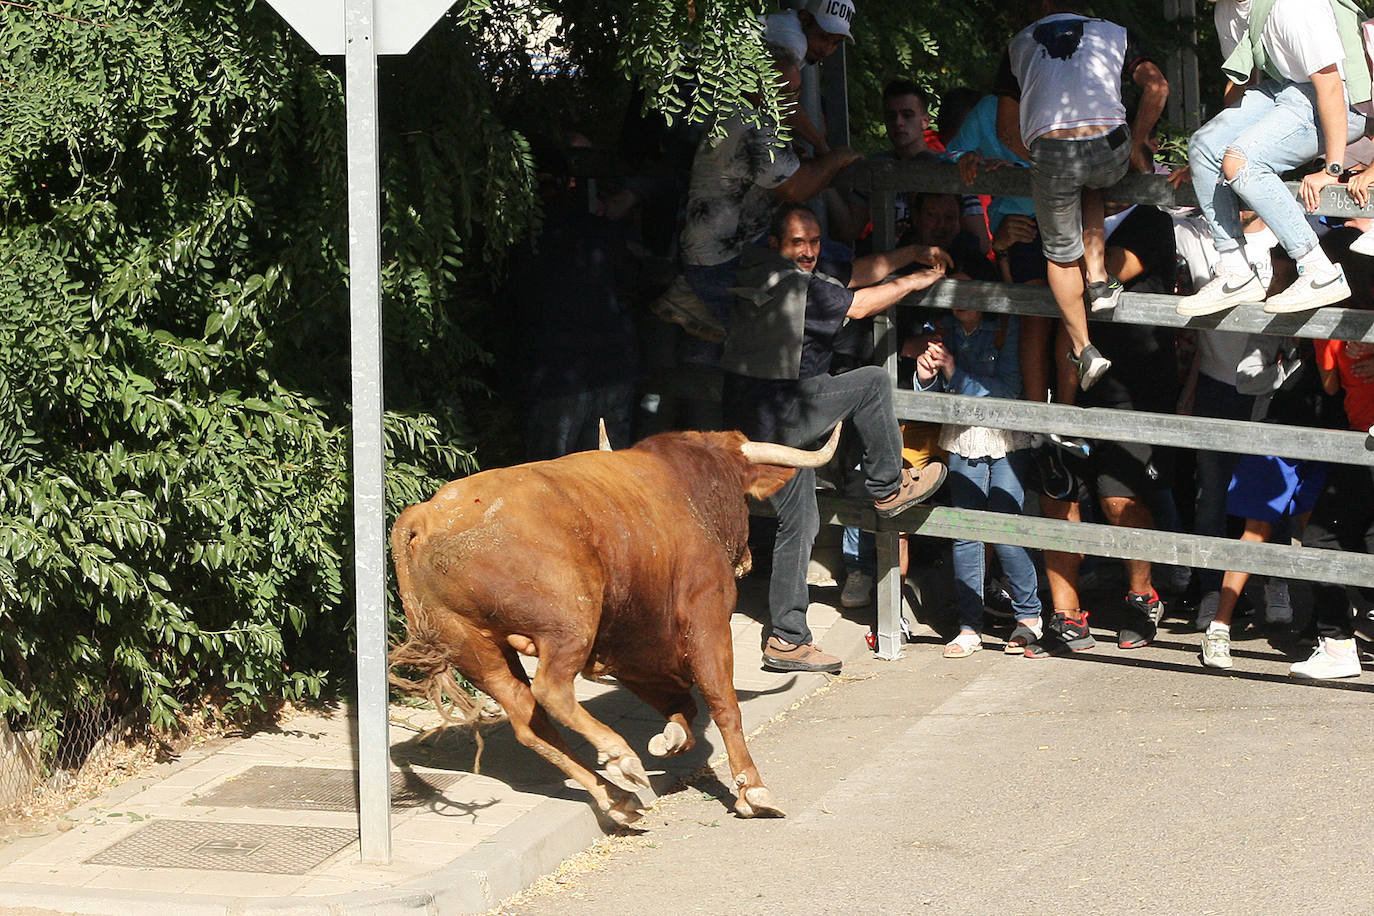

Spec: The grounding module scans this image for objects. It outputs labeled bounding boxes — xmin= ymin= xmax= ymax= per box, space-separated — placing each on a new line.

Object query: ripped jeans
xmin=1188 ymin=79 xmax=1366 ymax=261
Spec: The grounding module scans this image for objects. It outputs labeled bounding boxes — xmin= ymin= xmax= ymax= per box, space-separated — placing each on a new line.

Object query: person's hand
xmin=991 ymin=214 xmax=1037 ymax=254
xmin=1348 ymin=341 xmax=1374 ymax=379
xmin=915 ymin=347 xmax=941 ymax=385
xmin=1347 ymin=168 xmax=1374 ymax=209
xmin=908 ymin=263 xmax=947 ymax=294
xmin=919 ymin=246 xmax=955 ymax=272
xmin=926 ymin=340 xmax=955 ymax=380
xmin=1300 ymin=169 xmax=1340 ymax=212
xmin=956 ymin=151 xmax=982 ymax=185
xmin=1165 ymin=164 xmax=1192 ymax=189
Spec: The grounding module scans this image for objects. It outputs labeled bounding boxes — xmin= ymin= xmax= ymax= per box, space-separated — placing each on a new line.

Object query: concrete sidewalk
xmin=0 ymin=569 xmax=881 ymax=916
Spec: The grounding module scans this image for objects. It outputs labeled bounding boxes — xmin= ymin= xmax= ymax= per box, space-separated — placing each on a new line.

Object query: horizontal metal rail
xmin=894 ymin=390 xmax=1374 ymax=467
xmin=815 ymin=497 xmax=1374 ymax=590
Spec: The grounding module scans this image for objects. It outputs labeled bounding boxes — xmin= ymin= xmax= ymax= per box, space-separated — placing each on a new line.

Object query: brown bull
xmin=388 ymin=425 xmax=840 ymax=824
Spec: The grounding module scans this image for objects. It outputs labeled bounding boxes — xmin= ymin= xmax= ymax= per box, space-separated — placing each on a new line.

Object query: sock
xmin=1296 ymin=245 xmax=1337 ymax=276
xmin=1218 ymin=247 xmax=1250 ymax=275
xmin=1207 ymin=621 xmax=1230 ymax=636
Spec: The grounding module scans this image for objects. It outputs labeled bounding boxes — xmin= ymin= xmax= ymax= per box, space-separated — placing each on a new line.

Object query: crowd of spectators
xmin=509 ymin=0 xmax=1374 ymax=681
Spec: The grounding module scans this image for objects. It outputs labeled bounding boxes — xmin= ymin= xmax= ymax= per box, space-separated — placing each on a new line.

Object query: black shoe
xmin=1118 ymin=591 xmax=1162 ymax=649
xmin=1026 ymin=612 xmax=1096 ymax=658
xmin=1068 ymin=343 xmax=1111 ymax=391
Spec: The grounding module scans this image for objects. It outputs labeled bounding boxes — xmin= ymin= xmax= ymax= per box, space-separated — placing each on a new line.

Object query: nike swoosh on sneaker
xmin=1309 ymin=274 xmax=1345 ymax=290
xmin=1220 ymin=279 xmax=1254 ymax=295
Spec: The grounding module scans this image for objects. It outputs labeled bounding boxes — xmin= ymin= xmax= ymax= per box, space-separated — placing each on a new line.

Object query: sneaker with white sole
xmin=1176 ymin=269 xmax=1265 ymax=317
xmin=1086 ymin=275 xmax=1124 ymax=313
xmin=1263 ymin=265 xmax=1351 ymax=314
xmin=1068 ymin=343 xmax=1111 ymax=391
xmin=1350 ymin=228 xmax=1374 ymax=257
xmin=1201 ymin=629 xmax=1233 ymax=669
xmin=840 ymin=569 xmax=874 ymax=608
xmin=1290 ymin=637 xmax=1361 ymax=679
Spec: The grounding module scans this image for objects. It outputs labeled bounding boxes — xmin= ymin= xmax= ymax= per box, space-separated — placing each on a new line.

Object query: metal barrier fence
xmin=850 ymin=160 xmax=1374 ymax=658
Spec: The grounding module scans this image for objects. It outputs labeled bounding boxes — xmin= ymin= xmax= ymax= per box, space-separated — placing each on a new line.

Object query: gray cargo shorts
xmin=1029 ymin=124 xmax=1130 ymax=264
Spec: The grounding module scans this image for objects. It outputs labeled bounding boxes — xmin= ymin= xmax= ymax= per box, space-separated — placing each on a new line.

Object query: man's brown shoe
xmin=762 ymin=637 xmax=842 ymax=673
xmin=874 ymin=462 xmax=947 ymax=518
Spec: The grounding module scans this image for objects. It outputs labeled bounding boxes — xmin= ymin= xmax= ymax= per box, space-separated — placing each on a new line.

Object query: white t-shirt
xmin=1256 ymin=0 xmax=1343 ymax=84
xmin=763 ymin=11 xmax=808 ymax=69
xmin=997 ymin=14 xmax=1148 ymax=144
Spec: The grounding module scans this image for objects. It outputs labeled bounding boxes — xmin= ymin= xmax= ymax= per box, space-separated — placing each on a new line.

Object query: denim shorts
xmin=1029 ymin=125 xmax=1130 ymax=263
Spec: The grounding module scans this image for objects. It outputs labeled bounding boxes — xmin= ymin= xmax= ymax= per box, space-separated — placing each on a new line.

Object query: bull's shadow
xmin=389 ymin=678 xmax=795 ymax=824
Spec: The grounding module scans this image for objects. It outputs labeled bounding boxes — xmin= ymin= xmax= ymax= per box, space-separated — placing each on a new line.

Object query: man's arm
xmin=1300 ymin=64 xmax=1350 ymax=211
xmin=1129 ymin=61 xmax=1169 ymax=173
xmin=846 ymin=267 xmax=945 ymax=319
xmin=995 ymin=95 xmax=1030 ymax=162
xmin=849 ymin=242 xmax=954 ymax=288
xmin=771 ymin=146 xmax=862 ymax=202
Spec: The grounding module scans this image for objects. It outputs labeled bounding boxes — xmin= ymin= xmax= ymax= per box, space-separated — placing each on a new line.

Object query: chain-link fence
xmin=1 ymin=699 xmax=131 ymax=821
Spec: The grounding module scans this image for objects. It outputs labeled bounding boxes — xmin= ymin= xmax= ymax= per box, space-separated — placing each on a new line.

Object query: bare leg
xmin=1040 ymin=494 xmax=1084 ymax=619
xmin=1081 ymin=188 xmax=1108 ymax=285
xmin=1099 ymin=496 xmax=1156 ymax=595
xmin=1021 ymin=315 xmax=1053 ymax=405
xmin=1046 ymin=258 xmax=1091 ymax=357
xmin=1215 ymin=519 xmax=1275 ymax=627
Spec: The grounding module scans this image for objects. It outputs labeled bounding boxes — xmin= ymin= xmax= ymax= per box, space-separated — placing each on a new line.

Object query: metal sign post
xmin=264 ymin=0 xmax=455 ymax=866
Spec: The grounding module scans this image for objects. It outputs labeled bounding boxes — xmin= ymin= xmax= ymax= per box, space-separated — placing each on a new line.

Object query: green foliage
xmin=0 ymin=0 xmax=506 ymax=740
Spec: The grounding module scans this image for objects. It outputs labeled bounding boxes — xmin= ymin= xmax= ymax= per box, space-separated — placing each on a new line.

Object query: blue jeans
xmin=842 ymin=525 xmax=876 ymax=574
xmin=1189 ymin=80 xmax=1366 ymax=260
xmin=947 ymin=450 xmax=1042 ymax=632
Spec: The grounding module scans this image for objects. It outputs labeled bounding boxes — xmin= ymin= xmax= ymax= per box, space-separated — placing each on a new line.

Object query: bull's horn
xmin=598 ymin=418 xmax=612 ymax=451
xmin=740 ymin=422 xmax=842 ymax=468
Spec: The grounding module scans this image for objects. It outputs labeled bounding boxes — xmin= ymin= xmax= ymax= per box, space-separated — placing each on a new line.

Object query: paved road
xmin=491 ymin=620 xmax=1374 ymax=916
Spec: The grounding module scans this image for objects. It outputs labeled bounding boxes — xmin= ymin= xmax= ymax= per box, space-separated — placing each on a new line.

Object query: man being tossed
xmin=723 ymin=204 xmax=950 ymax=673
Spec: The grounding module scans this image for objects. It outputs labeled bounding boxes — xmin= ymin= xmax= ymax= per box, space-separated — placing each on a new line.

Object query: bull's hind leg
xmin=528 ymin=647 xmax=651 ymax=790
xmin=615 ymin=679 xmax=699 ymax=758
xmin=467 ymin=641 xmax=645 ymax=825
xmin=684 ymin=599 xmax=784 ymax=818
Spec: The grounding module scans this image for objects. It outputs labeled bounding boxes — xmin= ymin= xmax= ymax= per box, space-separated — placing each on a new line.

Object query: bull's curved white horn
xmin=598 ymin=418 xmax=612 ymax=451
xmin=740 ymin=422 xmax=842 ymax=468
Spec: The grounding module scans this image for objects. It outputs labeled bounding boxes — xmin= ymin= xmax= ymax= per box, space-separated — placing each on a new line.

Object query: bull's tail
xmin=388 ymin=508 xmax=502 ymax=769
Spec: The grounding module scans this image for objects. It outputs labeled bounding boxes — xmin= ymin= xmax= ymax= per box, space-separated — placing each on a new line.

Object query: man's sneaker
xmin=762 ymin=636 xmax=842 ymax=674
xmin=1289 ymin=637 xmax=1361 ymax=680
xmin=1201 ymin=629 xmax=1233 ymax=669
xmin=1176 ymin=269 xmax=1265 ymax=317
xmin=1118 ymin=590 xmax=1162 ymax=649
xmin=1068 ymin=343 xmax=1111 ymax=391
xmin=1026 ymin=612 xmax=1095 ymax=658
xmin=840 ymin=569 xmax=874 ymax=608
xmin=874 ymin=462 xmax=947 ymax=518
xmin=1263 ymin=265 xmax=1351 ymax=314
xmin=1086 ymin=275 xmax=1124 ymax=313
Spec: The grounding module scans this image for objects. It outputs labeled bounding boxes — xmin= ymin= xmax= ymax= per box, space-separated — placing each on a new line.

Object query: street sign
xmin=264 ymin=0 xmax=458 ymax=866
xmin=265 ymin=0 xmax=453 ymax=55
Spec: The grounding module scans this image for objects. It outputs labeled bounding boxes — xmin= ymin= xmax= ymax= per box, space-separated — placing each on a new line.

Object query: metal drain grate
xmin=85 ymin=820 xmax=357 ymax=874
xmin=189 ymin=765 xmax=463 ymax=812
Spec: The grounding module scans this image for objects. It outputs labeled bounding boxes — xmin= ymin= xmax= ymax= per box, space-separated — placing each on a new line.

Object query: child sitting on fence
xmin=915 ymin=310 xmax=1043 ymax=657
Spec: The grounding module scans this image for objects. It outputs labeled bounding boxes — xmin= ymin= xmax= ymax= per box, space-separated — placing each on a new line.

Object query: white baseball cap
xmin=806 ymin=0 xmax=856 ymax=43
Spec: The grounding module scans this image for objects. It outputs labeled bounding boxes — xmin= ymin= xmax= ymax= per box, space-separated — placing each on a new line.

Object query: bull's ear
xmin=745 ymin=465 xmax=795 ymax=500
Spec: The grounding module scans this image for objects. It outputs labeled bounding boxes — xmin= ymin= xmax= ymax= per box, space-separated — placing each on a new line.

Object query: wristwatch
xmin=1325 ymin=160 xmax=1344 ymax=177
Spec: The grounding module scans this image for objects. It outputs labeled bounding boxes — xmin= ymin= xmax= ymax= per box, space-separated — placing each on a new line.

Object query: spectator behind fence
xmin=1199 ymin=336 xmax=1328 ymax=669
xmin=915 ymin=310 xmax=1043 ymax=657
xmin=763 ymin=0 xmax=856 ymax=156
xmin=1287 ymin=336 xmax=1374 ymax=678
xmin=995 ymin=2 xmax=1168 ymax=394
xmin=1176 ymin=0 xmax=1370 ymax=317
xmin=722 ymin=203 xmax=949 ymax=674
xmin=1024 ymin=202 xmax=1178 ymax=657
xmin=507 ymin=143 xmax=640 ymax=460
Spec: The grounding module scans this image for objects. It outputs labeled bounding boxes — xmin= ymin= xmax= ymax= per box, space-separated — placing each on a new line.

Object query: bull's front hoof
xmin=606 ymin=792 xmax=647 ymax=826
xmin=734 ymin=785 xmax=785 ymax=819
xmin=605 ymin=752 xmax=651 ymax=788
xmin=647 ymin=721 xmax=690 ymax=757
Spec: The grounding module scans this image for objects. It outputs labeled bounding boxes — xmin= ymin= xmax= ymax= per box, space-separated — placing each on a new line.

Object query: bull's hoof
xmin=606 ymin=792 xmax=647 ymax=826
xmin=734 ymin=785 xmax=785 ymax=818
xmin=647 ymin=721 xmax=690 ymax=757
xmin=605 ymin=753 xmax=651 ymax=789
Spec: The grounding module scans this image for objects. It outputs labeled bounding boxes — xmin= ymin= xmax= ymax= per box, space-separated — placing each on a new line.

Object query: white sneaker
xmin=840 ymin=570 xmax=874 ymax=608
xmin=1201 ymin=630 xmax=1233 ymax=669
xmin=1290 ymin=637 xmax=1362 ymax=679
xmin=1350 ymin=228 xmax=1374 ymax=257
xmin=1177 ymin=269 xmax=1265 ymax=317
xmin=1263 ymin=265 xmax=1351 ymax=314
